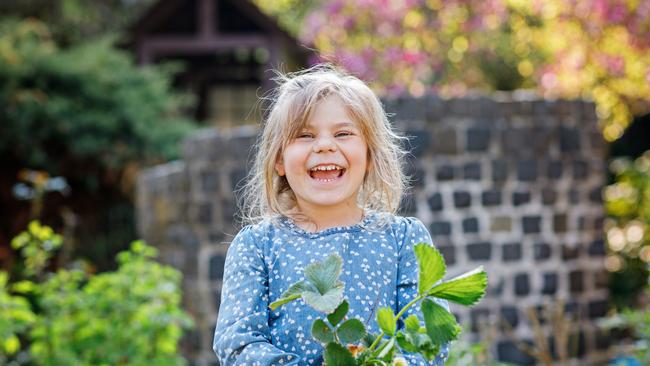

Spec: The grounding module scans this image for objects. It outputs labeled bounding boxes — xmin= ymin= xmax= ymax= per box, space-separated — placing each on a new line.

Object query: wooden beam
xmin=141 ymin=35 xmax=270 ymax=55
xmin=198 ymin=0 xmax=216 ymax=38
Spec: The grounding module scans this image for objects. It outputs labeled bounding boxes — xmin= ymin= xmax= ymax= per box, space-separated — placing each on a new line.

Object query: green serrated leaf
xmin=396 ymin=332 xmax=418 ymax=353
xmin=337 ymin=318 xmax=365 ymax=344
xmin=323 ymin=342 xmax=356 ymax=366
xmin=312 ymin=319 xmax=334 ymax=344
xmin=414 ymin=243 xmax=446 ymax=295
xmin=327 ymin=299 xmax=349 ymax=327
xmin=413 ymin=331 xmax=433 ymax=348
xmin=376 ymin=307 xmax=396 ymax=335
xmin=427 ymin=267 xmax=487 ymax=306
xmin=419 ymin=340 xmax=441 ymax=361
xmin=421 ymin=298 xmax=461 ymax=345
xmin=362 ymin=333 xmax=377 ymax=347
xmin=305 ymin=254 xmax=342 ymax=294
xmin=283 ymin=280 xmax=316 ymax=297
xmin=303 ymin=283 xmax=344 ymax=313
xmin=404 ymin=314 xmax=420 ymax=331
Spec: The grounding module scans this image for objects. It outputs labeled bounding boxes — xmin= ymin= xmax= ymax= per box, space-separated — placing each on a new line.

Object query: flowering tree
xmin=257 ymin=0 xmax=650 ymax=141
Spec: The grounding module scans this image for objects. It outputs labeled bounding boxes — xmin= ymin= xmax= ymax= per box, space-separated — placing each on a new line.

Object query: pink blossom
xmin=325 ymin=0 xmax=344 ymax=15
xmin=402 ymin=51 xmax=424 ymax=64
xmin=607 ymin=55 xmax=625 ymax=76
xmin=609 ymin=3 xmax=627 ymax=23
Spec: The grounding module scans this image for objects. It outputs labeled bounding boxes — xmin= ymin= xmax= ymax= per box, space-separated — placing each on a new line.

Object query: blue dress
xmin=213 ymin=211 xmax=450 ymax=365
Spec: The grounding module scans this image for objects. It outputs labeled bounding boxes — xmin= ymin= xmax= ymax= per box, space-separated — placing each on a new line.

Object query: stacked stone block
xmin=136 ymin=94 xmax=608 ymax=365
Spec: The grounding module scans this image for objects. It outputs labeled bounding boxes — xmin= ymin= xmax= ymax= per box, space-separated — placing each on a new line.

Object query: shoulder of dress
xmin=379 ymin=213 xmax=424 ymax=231
xmin=232 ymin=218 xmax=283 ymax=248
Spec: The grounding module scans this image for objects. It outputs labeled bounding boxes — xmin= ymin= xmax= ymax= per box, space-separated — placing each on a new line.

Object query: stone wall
xmin=136 ymin=94 xmax=609 ymax=365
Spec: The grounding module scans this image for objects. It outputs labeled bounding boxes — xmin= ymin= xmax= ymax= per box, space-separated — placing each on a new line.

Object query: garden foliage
xmin=0 ymin=221 xmax=193 ymax=366
xmin=605 ymin=152 xmax=650 ymax=307
xmin=0 ymin=18 xmax=196 ymax=191
xmin=0 ymin=17 xmax=198 ymax=268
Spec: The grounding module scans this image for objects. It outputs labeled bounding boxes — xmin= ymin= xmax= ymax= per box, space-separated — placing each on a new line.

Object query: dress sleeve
xmin=213 ymin=226 xmax=300 ymax=365
xmin=395 ymin=217 xmax=450 ymax=366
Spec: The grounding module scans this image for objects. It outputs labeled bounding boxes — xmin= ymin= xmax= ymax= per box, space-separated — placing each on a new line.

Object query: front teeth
xmin=311 ymin=165 xmax=342 ymax=171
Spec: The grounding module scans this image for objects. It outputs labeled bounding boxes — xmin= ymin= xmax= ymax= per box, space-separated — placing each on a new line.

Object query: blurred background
xmin=1 ymin=0 xmax=649 ymax=365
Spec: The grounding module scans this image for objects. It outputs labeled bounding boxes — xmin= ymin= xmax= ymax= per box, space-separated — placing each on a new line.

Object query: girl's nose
xmin=312 ymin=135 xmax=337 ymax=153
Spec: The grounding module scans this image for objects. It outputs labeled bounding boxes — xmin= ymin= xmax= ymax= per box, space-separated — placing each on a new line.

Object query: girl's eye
xmin=335 ymin=131 xmax=353 ymax=137
xmin=297 ymin=132 xmax=313 ymax=139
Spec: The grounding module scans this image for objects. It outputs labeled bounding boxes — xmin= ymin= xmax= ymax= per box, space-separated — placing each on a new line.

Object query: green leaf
xmin=11 ymin=280 xmax=36 ymax=294
xmin=269 ymin=294 xmax=301 ymax=311
xmin=427 ymin=267 xmax=487 ymax=306
xmin=283 ymin=280 xmax=316 ymax=297
xmin=304 ymin=254 xmax=343 ymax=294
xmin=269 ymin=280 xmax=316 ymax=310
xmin=327 ymin=299 xmax=349 ymax=327
xmin=421 ymin=298 xmax=461 ymax=345
xmin=311 ymin=319 xmax=334 ymax=344
xmin=337 ymin=318 xmax=366 ymax=344
xmin=4 ymin=335 xmax=20 ymax=354
xmin=413 ymin=331 xmax=434 ymax=350
xmin=396 ymin=332 xmax=418 ymax=353
xmin=362 ymin=332 xmax=377 ymax=347
xmin=323 ymin=342 xmax=356 ymax=366
xmin=376 ymin=307 xmax=396 ymax=335
xmin=303 ymin=283 xmax=344 ymax=313
xmin=418 ymin=340 xmax=441 ymax=361
xmin=404 ymin=314 xmax=420 ymax=332
xmin=414 ymin=243 xmax=446 ymax=295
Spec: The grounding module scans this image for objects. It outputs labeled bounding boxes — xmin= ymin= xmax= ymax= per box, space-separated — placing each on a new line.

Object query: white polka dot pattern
xmin=213 ymin=211 xmax=450 ymax=365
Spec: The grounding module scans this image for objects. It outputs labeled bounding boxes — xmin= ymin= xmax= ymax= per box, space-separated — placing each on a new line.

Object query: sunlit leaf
xmin=404 ymin=314 xmax=420 ymax=332
xmin=4 ymin=335 xmax=20 ymax=354
xmin=376 ymin=307 xmax=396 ymax=335
xmin=422 ymin=298 xmax=461 ymax=344
xmin=414 ymin=243 xmax=446 ymax=295
xmin=427 ymin=267 xmax=487 ymax=305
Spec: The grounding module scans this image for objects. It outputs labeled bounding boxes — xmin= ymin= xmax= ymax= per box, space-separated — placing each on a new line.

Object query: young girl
xmin=213 ymin=65 xmax=450 ymax=365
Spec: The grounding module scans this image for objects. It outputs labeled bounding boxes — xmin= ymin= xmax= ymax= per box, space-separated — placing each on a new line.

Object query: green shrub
xmin=1 ymin=222 xmax=194 ymax=366
xmin=0 ymin=18 xmax=196 ymax=175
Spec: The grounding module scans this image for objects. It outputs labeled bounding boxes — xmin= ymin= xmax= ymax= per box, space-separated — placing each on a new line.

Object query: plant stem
xmin=395 ymin=295 xmax=422 ymax=320
xmin=368 ymin=331 xmax=385 ymax=351
xmin=367 ymin=294 xmax=424 ymax=351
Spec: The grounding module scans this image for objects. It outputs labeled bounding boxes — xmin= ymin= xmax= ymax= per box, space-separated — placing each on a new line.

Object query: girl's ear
xmin=275 ymin=160 xmax=286 ymax=176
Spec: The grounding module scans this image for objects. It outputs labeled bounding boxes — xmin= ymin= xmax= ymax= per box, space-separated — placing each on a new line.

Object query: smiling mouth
xmin=309 ymin=164 xmax=346 ymax=182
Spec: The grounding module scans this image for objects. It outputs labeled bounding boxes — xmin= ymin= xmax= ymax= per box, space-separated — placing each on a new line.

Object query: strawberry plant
xmin=270 ymin=243 xmax=488 ymax=365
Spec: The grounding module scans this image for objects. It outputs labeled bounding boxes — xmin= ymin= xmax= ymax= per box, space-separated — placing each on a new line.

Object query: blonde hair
xmin=240 ymin=64 xmax=408 ymax=224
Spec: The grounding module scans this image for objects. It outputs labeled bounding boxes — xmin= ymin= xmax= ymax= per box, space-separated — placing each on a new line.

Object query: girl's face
xmin=275 ymin=94 xmax=368 ymax=215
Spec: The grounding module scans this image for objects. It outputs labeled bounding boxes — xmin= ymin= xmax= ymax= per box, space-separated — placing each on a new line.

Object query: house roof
xmin=123 ymin=0 xmax=308 ymax=51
